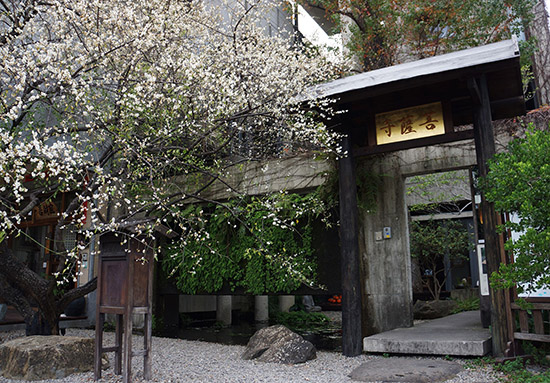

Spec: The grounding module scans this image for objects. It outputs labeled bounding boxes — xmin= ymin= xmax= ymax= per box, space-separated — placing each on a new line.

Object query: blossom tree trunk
xmin=0 ymin=242 xmax=96 ymax=335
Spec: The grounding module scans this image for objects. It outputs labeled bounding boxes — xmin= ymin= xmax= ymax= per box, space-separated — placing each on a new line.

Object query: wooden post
xmin=469 ymin=168 xmax=491 ymax=328
xmin=94 ymin=312 xmax=104 ymax=379
xmin=144 ymin=311 xmax=152 ymax=379
xmin=93 ymin=246 xmax=108 ymax=380
xmin=123 ymin=252 xmax=134 ymax=383
xmin=470 ymin=75 xmax=511 ymax=356
xmin=144 ymin=245 xmax=154 ymax=380
xmin=338 ymin=134 xmax=363 ymax=357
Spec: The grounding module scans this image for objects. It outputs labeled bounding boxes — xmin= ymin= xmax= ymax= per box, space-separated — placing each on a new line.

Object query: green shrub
xmin=179 ymin=313 xmax=192 ymax=328
xmin=494 ymin=358 xmax=550 ymax=383
xmin=272 ymin=311 xmax=331 ymax=332
xmin=451 ymin=296 xmax=480 ymax=313
xmin=162 ymin=193 xmax=330 ymax=295
xmin=152 ymin=315 xmax=164 ymax=336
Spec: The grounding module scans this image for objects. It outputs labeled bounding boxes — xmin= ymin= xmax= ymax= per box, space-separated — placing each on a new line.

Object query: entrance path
xmin=363 ymin=311 xmax=491 ymax=356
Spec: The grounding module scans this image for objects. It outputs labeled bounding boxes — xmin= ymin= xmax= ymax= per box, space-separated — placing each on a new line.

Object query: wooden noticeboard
xmin=94 ymin=234 xmax=154 ymax=383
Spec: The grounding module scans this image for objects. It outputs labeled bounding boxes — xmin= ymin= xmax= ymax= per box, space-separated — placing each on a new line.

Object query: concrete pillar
xmin=359 ymin=155 xmax=413 ymax=336
xmin=254 ymin=295 xmax=269 ymax=322
xmin=216 ymin=295 xmax=233 ymax=325
xmin=278 ymin=295 xmax=295 ymax=313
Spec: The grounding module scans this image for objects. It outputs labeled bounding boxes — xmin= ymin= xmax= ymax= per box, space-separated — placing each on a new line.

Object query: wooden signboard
xmin=375 ymin=102 xmax=446 ymax=145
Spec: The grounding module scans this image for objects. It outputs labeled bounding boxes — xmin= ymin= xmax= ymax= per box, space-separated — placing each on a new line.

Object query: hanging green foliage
xmin=162 ymin=192 xmax=333 ymax=295
xmin=356 ymin=167 xmax=383 ymax=214
xmin=315 ymin=160 xmax=383 ymax=215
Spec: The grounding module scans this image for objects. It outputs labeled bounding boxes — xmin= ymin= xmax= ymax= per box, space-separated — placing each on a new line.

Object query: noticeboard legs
xmin=123 ymin=311 xmax=133 ymax=383
xmin=144 ymin=312 xmax=152 ymax=380
xmin=94 ymin=312 xmax=151 ymax=383
xmin=115 ymin=314 xmax=123 ymax=375
xmin=94 ymin=313 xmax=104 ymax=380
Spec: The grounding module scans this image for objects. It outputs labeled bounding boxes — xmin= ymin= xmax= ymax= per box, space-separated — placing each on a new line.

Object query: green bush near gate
xmin=483 ymin=126 xmax=550 ymax=296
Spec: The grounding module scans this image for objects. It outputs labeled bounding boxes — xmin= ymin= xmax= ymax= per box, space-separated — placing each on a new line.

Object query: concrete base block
xmin=278 ymin=295 xmax=295 ymax=313
xmin=254 ymin=295 xmax=269 ymax=322
xmin=216 ymin=295 xmax=232 ymax=325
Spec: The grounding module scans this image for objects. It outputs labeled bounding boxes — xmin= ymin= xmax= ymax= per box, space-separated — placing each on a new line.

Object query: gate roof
xmin=313 ymin=38 xmax=525 ymax=154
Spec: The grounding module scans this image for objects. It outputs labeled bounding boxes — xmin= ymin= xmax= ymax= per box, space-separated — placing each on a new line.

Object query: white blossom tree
xmin=0 ymin=0 xmax=341 ymax=335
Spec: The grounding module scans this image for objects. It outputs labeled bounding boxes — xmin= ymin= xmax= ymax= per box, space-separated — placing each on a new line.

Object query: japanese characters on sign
xmin=375 ymin=102 xmax=446 ymax=145
xmin=32 ymin=200 xmax=60 ymax=221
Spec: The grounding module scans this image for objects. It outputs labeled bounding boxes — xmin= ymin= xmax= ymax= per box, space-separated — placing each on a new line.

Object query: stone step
xmin=363 ymin=311 xmax=491 ymax=356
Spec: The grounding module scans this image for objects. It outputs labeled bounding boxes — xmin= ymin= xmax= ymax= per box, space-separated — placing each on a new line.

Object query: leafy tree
xmin=409 ymin=219 xmax=471 ymax=300
xmin=0 ymin=0 xmax=340 ymax=335
xmin=302 ymin=0 xmax=535 ymax=71
xmin=484 ymin=126 xmax=550 ymax=295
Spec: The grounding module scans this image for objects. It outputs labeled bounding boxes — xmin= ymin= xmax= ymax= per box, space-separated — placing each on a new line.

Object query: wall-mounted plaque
xmin=375 ymin=102 xmax=446 ymax=145
xmin=33 ymin=200 xmax=59 ymax=221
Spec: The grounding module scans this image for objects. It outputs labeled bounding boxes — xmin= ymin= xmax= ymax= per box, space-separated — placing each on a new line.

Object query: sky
xmin=297 ymin=5 xmax=342 ymax=63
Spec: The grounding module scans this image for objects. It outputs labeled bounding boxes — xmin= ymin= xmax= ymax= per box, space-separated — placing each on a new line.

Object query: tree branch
xmin=57 ymin=277 xmax=97 ymax=312
xmin=0 ymin=242 xmax=49 ymax=306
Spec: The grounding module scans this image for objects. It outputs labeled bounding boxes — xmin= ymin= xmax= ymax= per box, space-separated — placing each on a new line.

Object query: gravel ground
xmin=0 ymin=328 xmax=504 ymax=383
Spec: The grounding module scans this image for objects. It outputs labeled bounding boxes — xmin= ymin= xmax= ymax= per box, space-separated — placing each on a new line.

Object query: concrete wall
xmin=179 ymin=295 xmax=217 ymax=313
xmin=206 ymin=0 xmax=295 ymax=40
xmin=176 ymin=154 xmax=331 ymax=201
xmin=405 ymin=169 xmax=471 ymax=207
xmin=178 ymin=294 xmax=252 ymax=314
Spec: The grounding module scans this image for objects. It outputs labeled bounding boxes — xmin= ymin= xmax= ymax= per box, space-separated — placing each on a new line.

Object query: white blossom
xmin=0 ymin=0 xmax=345 ymax=285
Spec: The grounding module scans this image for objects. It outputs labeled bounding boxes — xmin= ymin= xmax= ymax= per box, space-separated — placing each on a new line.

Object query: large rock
xmin=414 ymin=300 xmax=458 ymax=319
xmin=256 ymin=336 xmax=317 ymax=364
xmin=0 ymin=336 xmax=96 ymax=380
xmin=242 ymin=325 xmax=316 ymax=364
xmin=242 ymin=325 xmax=298 ymax=360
